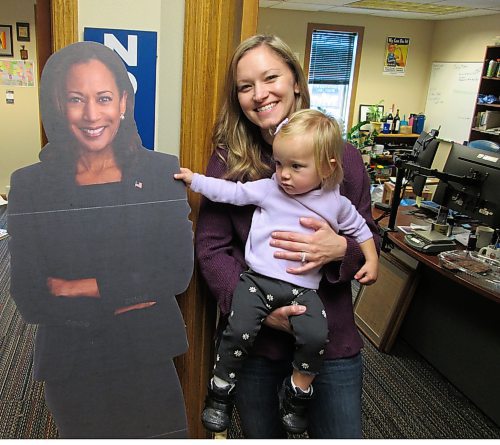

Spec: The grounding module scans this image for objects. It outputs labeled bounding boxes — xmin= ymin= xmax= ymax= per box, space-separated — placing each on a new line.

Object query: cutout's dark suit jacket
xmin=8 ymin=148 xmax=193 ymax=382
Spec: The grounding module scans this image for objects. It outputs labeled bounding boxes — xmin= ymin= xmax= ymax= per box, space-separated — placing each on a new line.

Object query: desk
xmin=358 ymin=207 xmax=500 ymax=426
xmin=383 ymin=209 xmax=498 ymax=302
xmin=375 ymin=133 xmax=420 ymax=148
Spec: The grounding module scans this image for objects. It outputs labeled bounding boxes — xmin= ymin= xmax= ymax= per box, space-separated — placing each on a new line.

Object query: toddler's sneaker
xmin=201 ymin=379 xmax=235 ymax=433
xmin=279 ymin=376 xmax=313 ymax=435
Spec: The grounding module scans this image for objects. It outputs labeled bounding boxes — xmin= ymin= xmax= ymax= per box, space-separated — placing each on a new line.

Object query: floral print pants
xmin=214 ymin=270 xmax=329 ymax=385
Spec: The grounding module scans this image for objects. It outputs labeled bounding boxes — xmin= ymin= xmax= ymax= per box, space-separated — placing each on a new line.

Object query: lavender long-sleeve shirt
xmin=191 ymin=173 xmax=372 ymax=290
xmin=195 ymin=144 xmax=380 ymax=361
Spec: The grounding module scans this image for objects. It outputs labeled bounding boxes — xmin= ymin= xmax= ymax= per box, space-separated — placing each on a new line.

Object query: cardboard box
xmin=479 ymin=110 xmax=500 ymax=130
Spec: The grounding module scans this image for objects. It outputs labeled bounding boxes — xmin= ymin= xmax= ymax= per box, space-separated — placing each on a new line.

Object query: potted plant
xmin=347 ymin=121 xmax=378 ymax=165
xmin=366 ymin=101 xmax=384 ymax=133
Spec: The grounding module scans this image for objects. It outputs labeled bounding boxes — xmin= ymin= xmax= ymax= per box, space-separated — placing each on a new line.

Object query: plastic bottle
xmin=496 ymin=59 xmax=500 ymax=78
xmin=486 ymin=59 xmax=497 ymax=77
xmin=392 ymin=109 xmax=400 ymax=134
xmin=467 ymin=230 xmax=477 ymax=251
xmin=413 ymin=113 xmax=425 ymax=134
xmin=408 ymin=113 xmax=415 ymax=129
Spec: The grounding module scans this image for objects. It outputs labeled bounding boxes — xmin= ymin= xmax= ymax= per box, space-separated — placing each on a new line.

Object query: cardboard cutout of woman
xmin=7 ymin=42 xmax=193 ymax=438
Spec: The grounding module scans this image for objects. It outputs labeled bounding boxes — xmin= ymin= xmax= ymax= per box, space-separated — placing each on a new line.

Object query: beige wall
xmin=431 ymin=15 xmax=500 ymax=62
xmin=0 ymin=0 xmax=40 ymax=193
xmin=258 ymin=9 xmax=500 ymax=129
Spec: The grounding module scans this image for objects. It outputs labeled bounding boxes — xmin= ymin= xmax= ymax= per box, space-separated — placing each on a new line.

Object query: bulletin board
xmin=423 ymin=62 xmax=482 ymax=144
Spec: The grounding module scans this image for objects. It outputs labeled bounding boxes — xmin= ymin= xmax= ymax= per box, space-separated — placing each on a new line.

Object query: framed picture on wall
xmin=16 ymin=22 xmax=30 ymax=42
xmin=0 ymin=25 xmax=14 ymax=57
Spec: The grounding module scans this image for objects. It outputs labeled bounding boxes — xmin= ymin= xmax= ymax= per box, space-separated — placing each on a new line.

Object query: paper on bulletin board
xmin=383 ymin=37 xmax=410 ymax=77
xmin=0 ymin=60 xmax=35 ymax=86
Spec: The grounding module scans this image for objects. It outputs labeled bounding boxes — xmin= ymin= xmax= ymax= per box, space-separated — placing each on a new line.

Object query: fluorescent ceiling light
xmin=348 ymin=0 xmax=470 ymax=15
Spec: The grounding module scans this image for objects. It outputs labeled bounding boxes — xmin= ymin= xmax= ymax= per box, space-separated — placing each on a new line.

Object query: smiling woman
xmin=194 ymin=34 xmax=380 ymax=439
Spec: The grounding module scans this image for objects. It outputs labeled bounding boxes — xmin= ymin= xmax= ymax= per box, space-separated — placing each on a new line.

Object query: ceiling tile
xmin=325 ymin=5 xmax=389 ymax=13
xmin=431 ymin=8 xmax=500 ymax=18
xmin=284 ymin=0 xmax=358 ymax=4
xmin=260 ymin=0 xmax=283 ymax=7
xmin=438 ymin=0 xmax=500 ymax=8
xmin=259 ymin=0 xmax=500 ymax=19
xmin=276 ymin=2 xmax=337 ymax=10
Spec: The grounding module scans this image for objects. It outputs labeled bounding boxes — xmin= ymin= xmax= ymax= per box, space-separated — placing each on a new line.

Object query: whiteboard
xmin=423 ymin=62 xmax=482 ymax=143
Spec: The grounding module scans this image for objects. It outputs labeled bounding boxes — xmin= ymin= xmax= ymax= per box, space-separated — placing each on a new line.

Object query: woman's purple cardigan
xmin=195 ymin=143 xmax=380 ymax=361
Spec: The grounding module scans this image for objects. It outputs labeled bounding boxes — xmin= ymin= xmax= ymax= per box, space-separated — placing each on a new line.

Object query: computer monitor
xmin=410 ymin=131 xmax=440 ymax=197
xmin=433 ymin=142 xmax=500 ymax=228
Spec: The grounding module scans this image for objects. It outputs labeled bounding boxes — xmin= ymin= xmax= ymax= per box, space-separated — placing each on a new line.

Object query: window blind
xmin=308 ymin=30 xmax=357 ymax=85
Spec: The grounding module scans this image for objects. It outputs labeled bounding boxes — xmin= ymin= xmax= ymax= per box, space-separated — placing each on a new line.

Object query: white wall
xmin=78 ymin=0 xmax=185 ymax=156
xmin=0 ymin=0 xmax=40 ymax=193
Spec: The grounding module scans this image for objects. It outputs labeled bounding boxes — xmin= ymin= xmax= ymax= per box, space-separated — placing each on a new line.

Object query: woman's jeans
xmin=234 ymin=353 xmax=363 ymax=439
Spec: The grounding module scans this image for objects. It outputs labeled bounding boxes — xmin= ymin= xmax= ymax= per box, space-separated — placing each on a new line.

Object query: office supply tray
xmin=438 ymin=250 xmax=500 ymax=293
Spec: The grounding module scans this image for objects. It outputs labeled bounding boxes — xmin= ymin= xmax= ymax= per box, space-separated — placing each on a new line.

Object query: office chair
xmin=468 ymin=139 xmax=500 ymax=152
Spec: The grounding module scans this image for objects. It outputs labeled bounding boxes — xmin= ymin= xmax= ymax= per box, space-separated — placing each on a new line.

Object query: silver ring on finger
xmin=300 ymin=251 xmax=307 ymax=264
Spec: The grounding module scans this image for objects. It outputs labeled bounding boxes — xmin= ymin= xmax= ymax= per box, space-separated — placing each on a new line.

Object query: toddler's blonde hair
xmin=275 ymin=109 xmax=344 ymax=189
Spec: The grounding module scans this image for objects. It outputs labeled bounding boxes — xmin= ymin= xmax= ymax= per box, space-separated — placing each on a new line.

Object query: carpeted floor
xmin=360 ymin=337 xmax=499 ymax=439
xmin=0 ymin=210 xmax=58 ymax=439
xmin=227 ymin=334 xmax=500 ymax=439
xmin=0 ymin=207 xmax=499 ymax=439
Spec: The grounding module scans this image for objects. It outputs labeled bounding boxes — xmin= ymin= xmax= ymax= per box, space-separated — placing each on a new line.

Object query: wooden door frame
xmin=178 ymin=0 xmax=258 ymax=437
xmin=35 ymin=0 xmax=78 ymax=146
xmin=51 ymin=0 xmax=78 ymax=51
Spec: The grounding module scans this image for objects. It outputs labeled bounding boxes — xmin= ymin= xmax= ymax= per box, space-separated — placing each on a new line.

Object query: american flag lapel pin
xmin=135 ymin=180 xmax=143 ymax=189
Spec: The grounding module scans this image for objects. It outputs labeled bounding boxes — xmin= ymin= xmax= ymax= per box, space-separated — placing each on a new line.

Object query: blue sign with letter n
xmin=84 ymin=27 xmax=157 ymax=150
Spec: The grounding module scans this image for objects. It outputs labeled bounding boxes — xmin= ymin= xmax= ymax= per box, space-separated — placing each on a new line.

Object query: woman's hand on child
xmin=270 ymin=217 xmax=347 ymax=274
xmin=174 ymin=168 xmax=194 ymax=186
xmin=263 ymin=304 xmax=306 ymax=334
